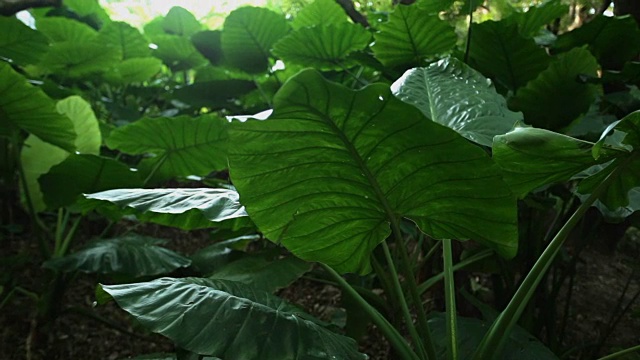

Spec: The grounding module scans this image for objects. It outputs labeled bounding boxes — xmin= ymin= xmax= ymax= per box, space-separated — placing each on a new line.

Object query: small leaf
xmin=506 ymin=0 xmax=569 ymax=38
xmin=229 ymin=69 xmax=517 ymax=273
xmin=372 ymin=4 xmax=456 ymax=68
xmin=0 ymin=16 xmax=49 ymax=65
xmin=189 ymin=235 xmax=260 ymax=274
xmin=162 ymin=6 xmax=202 ymax=37
xmin=208 ymin=253 xmax=312 ymax=293
xmin=83 ymin=188 xmax=248 ymax=230
xmin=98 ymin=21 xmax=151 ymax=59
xmin=273 ymin=23 xmax=371 ymax=71
xmin=492 ymin=127 xmax=620 ymax=197
xmin=103 ymin=58 xmax=163 ymax=84
xmin=0 ymin=62 xmax=75 ymax=152
xmin=43 ymin=234 xmax=191 ymax=276
xmin=416 ymin=0 xmax=455 ymax=13
xmin=106 ymin=114 xmax=228 ymax=178
xmin=291 ymin=0 xmax=350 ymax=29
xmin=152 ymin=34 xmax=207 ymax=71
xmin=467 ymin=20 xmax=549 ymax=91
xmin=40 ymin=154 xmax=143 ymax=209
xmin=221 ymin=7 xmax=290 ymax=74
xmin=508 ymin=47 xmax=599 ymax=130
xmin=391 ymin=57 xmax=522 ymax=147
xmin=173 ymin=80 xmax=257 ymax=109
xmin=101 ymin=277 xmax=366 ymax=359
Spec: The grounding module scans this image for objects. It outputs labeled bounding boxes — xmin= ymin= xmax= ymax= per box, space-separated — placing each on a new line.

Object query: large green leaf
xmin=190 ymin=235 xmax=259 ymax=274
xmin=492 ymin=127 xmax=621 ymax=198
xmin=102 ymin=57 xmax=163 ymax=85
xmin=43 ymin=234 xmax=191 ymax=276
xmin=372 ymin=4 xmax=456 ymax=68
xmin=506 ymin=0 xmax=569 ymax=38
xmin=152 ymin=34 xmax=207 ymax=71
xmin=208 ymin=252 xmax=312 ymax=293
xmin=63 ymin=0 xmax=110 ymax=24
xmin=508 ymin=47 xmax=599 ymax=130
xmin=40 ymin=42 xmax=122 ymax=78
xmin=554 ymin=15 xmax=640 ymax=69
xmin=0 ymin=16 xmax=49 ymax=65
xmin=21 ymin=96 xmax=101 ymax=212
xmin=162 ymin=6 xmax=202 ymax=37
xmin=101 ymin=277 xmax=365 ymax=359
xmin=39 ymin=154 xmax=143 ymax=209
xmin=36 ymin=17 xmax=98 ymax=43
xmin=467 ymin=20 xmax=549 ymax=92
xmin=273 ymin=23 xmax=371 ymax=71
xmin=97 ymin=21 xmax=151 ymax=59
xmin=291 ymin=0 xmax=349 ymax=29
xmin=391 ymin=58 xmax=522 ymax=147
xmin=106 ymin=115 xmax=228 ymax=179
xmin=228 ymin=69 xmax=517 ymax=274
xmin=191 ymin=30 xmax=223 ymax=66
xmin=221 ymin=6 xmax=290 ymax=73
xmin=0 ymin=62 xmax=75 ymax=151
xmin=83 ymin=188 xmax=248 ymax=230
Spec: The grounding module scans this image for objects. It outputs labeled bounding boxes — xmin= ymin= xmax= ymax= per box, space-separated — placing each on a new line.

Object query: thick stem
xmin=321 ymin=263 xmax=419 ymax=360
xmin=418 ymin=249 xmax=492 ymax=294
xmin=474 ymin=158 xmax=630 ymax=360
xmin=442 ymin=239 xmax=458 ymax=360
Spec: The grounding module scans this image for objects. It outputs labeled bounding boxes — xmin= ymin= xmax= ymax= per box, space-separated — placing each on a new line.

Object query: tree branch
xmin=335 ymin=0 xmax=370 ymax=28
xmin=0 ymin=0 xmax=61 ymax=16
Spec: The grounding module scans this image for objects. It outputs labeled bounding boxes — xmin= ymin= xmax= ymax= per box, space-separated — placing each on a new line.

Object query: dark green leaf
xmin=291 ymin=0 xmax=349 ymax=29
xmin=101 ymin=277 xmax=366 ymax=359
xmin=152 ymin=34 xmax=207 ymax=71
xmin=43 ymin=234 xmax=191 ymax=276
xmin=189 ymin=235 xmax=260 ymax=274
xmin=273 ymin=23 xmax=371 ymax=71
xmin=372 ymin=5 xmax=456 ymax=68
xmin=106 ymin=114 xmax=228 ymax=178
xmin=0 ymin=16 xmax=49 ymax=65
xmin=63 ymin=0 xmax=110 ymax=24
xmin=508 ymin=47 xmax=599 ymax=130
xmin=492 ymin=127 xmax=620 ymax=197
xmin=98 ymin=21 xmax=151 ymax=59
xmin=391 ymin=57 xmax=522 ymax=146
xmin=506 ymin=0 xmax=569 ymax=38
xmin=228 ymin=69 xmax=517 ymax=274
xmin=103 ymin=57 xmax=163 ymax=84
xmin=39 ymin=154 xmax=143 ymax=209
xmin=162 ymin=6 xmax=202 ymax=37
xmin=0 ymin=62 xmax=75 ymax=152
xmin=468 ymin=20 xmax=549 ymax=91
xmin=41 ymin=42 xmax=122 ymax=78
xmin=554 ymin=15 xmax=640 ymax=69
xmin=173 ymin=80 xmax=256 ymax=109
xmin=208 ymin=253 xmax=312 ymax=293
xmin=191 ymin=30 xmax=223 ymax=65
xmin=36 ymin=17 xmax=98 ymax=43
xmin=83 ymin=188 xmax=248 ymax=230
xmin=221 ymin=7 xmax=290 ymax=73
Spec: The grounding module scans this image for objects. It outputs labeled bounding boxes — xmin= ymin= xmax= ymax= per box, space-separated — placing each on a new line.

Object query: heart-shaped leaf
xmin=41 ymin=42 xmax=122 ymax=78
xmin=221 ymin=7 xmax=290 ymax=74
xmin=228 ymin=69 xmax=517 ymax=274
xmin=0 ymin=16 xmax=49 ymax=65
xmin=43 ymin=234 xmax=191 ymax=277
xmin=106 ymin=114 xmax=228 ymax=179
xmin=505 ymin=0 xmax=568 ymax=38
xmin=0 ymin=62 xmax=75 ymax=152
xmin=291 ymin=0 xmax=350 ymax=29
xmin=152 ymin=34 xmax=207 ymax=71
xmin=162 ymin=6 xmax=202 ymax=37
xmin=36 ymin=17 xmax=98 ymax=43
xmin=391 ymin=57 xmax=523 ymax=147
xmin=372 ymin=4 xmax=456 ymax=68
xmin=98 ymin=21 xmax=151 ymax=59
xmin=101 ymin=277 xmax=366 ymax=359
xmin=83 ymin=188 xmax=248 ymax=230
xmin=102 ymin=57 xmax=163 ymax=85
xmin=273 ymin=23 xmax=371 ymax=71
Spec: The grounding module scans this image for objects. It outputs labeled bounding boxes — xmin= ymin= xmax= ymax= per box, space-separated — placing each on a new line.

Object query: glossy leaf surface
xmin=372 ymin=5 xmax=456 ymax=68
xmin=101 ymin=277 xmax=366 ymax=359
xmin=229 ymin=69 xmax=517 ymax=274
xmin=106 ymin=115 xmax=228 ymax=178
xmin=84 ymin=188 xmax=248 ymax=230
xmin=391 ymin=58 xmax=522 ymax=147
xmin=43 ymin=234 xmax=191 ymax=276
xmin=190 ymin=235 xmax=260 ymax=274
xmin=273 ymin=23 xmax=370 ymax=71
xmin=221 ymin=7 xmax=289 ymax=73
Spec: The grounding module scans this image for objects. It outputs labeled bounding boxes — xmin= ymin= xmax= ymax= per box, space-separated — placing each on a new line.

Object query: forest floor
xmin=0 ymin=219 xmax=639 ymax=360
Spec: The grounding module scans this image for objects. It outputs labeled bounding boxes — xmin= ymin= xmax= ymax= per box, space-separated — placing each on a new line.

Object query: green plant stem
xmin=596 ymin=344 xmax=640 ymax=360
xmin=320 ymin=263 xmax=420 ymax=360
xmin=418 ymin=249 xmax=492 ymax=294
xmin=55 ymin=215 xmax=82 ymax=258
xmin=442 ymin=239 xmax=458 ymax=360
xmin=393 ymin=230 xmax=438 ymax=360
xmin=54 ymin=208 xmax=70 ymax=253
xmin=142 ymin=153 xmax=167 ymax=185
xmin=463 ymin=0 xmax=474 ymax=64
xmin=473 ymin=160 xmax=628 ymax=360
xmin=382 ymin=241 xmax=430 ymax=360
